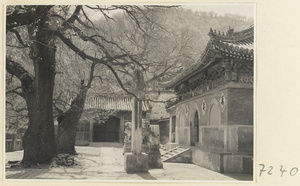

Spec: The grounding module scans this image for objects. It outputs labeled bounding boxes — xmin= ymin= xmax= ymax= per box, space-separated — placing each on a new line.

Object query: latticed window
xmin=76 ymin=120 xmax=90 ymax=140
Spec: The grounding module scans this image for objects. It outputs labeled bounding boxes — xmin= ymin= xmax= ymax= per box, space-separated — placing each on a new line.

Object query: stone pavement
xmin=5 ymin=146 xmax=253 ymax=181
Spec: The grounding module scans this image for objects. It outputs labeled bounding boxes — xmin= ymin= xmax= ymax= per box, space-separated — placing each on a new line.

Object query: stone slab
xmin=124 ymin=153 xmax=149 ymax=173
xmin=237 ymin=127 xmax=253 ymax=152
xmin=223 ymin=155 xmax=253 ymax=174
xmin=201 ymin=127 xmax=225 ymax=151
xmin=191 ymin=148 xmax=222 ymax=172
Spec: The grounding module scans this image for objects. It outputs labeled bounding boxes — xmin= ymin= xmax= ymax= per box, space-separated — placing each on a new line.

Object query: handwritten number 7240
xmin=259 ymin=164 xmax=298 ymax=177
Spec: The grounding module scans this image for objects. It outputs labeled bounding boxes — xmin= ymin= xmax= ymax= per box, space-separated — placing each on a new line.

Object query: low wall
xmin=176 ymin=127 xmax=190 ymax=146
xmin=192 ymin=148 xmax=253 ymax=173
xmin=237 ymin=127 xmax=253 ymax=152
xmin=6 ymin=138 xmax=23 ymax=152
xmin=200 ymin=127 xmax=225 ymax=151
xmin=199 ymin=125 xmax=253 ymax=153
xmin=223 ymin=155 xmax=253 ymax=174
xmin=192 ymin=148 xmax=223 ymax=172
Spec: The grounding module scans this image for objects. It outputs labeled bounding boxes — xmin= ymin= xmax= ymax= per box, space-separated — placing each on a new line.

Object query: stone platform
xmin=191 ymin=148 xmax=253 ymax=173
xmin=124 ymin=153 xmax=149 ymax=173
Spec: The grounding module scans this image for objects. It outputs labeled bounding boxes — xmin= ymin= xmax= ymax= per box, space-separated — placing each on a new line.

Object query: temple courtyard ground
xmin=5 ymin=146 xmax=253 ymax=181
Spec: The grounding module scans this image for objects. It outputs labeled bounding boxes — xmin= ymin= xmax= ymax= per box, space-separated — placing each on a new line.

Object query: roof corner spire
xmin=227 ymin=26 xmax=234 ymax=37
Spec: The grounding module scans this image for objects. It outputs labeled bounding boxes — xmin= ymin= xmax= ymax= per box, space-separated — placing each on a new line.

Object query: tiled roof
xmin=85 ymin=96 xmax=149 ymax=112
xmin=161 ymin=25 xmax=254 ymax=89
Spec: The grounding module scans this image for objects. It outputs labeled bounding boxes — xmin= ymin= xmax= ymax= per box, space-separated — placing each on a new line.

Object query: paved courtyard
xmin=5 ymin=146 xmax=253 ymax=181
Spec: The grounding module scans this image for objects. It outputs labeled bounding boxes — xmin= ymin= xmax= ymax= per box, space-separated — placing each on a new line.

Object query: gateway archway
xmin=190 ymin=110 xmax=199 ymax=146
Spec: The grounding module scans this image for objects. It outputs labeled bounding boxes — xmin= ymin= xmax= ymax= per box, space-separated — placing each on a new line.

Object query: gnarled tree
xmin=7 ymin=5 xmax=58 ymax=163
xmin=6 ymin=5 xmax=179 ymax=162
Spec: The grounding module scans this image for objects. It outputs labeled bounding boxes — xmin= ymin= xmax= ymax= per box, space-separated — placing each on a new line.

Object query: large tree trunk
xmin=56 ymin=86 xmax=88 ymax=154
xmin=21 ymin=8 xmax=57 ymax=164
xmin=22 ymin=88 xmax=56 ymax=164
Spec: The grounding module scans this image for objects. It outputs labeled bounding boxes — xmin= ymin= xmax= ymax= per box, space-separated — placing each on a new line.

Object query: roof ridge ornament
xmin=227 ymin=26 xmax=234 ymax=37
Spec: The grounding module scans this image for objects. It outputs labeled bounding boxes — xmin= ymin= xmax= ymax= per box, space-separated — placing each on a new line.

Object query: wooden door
xmin=93 ymin=117 xmax=120 ymax=142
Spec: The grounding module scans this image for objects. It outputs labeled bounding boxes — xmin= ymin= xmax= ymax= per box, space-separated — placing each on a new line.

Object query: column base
xmin=148 ymin=145 xmax=163 ymax=168
xmin=124 ymin=153 xmax=149 ymax=173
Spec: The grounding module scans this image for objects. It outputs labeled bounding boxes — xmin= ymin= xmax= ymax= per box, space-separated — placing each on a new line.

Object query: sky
xmin=84 ymin=4 xmax=255 ymax=21
xmin=182 ymin=3 xmax=255 ymax=19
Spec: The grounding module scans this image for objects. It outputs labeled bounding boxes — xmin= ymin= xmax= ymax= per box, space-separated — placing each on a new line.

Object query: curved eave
xmin=162 ymin=26 xmax=254 ymax=90
xmin=160 ymin=50 xmax=221 ymax=89
xmin=213 ymin=42 xmax=254 ymax=60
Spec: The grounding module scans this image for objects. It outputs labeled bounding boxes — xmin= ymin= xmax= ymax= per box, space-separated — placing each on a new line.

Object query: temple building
xmin=75 ymin=95 xmax=150 ymax=146
xmin=74 ymin=92 xmax=172 ymax=145
xmin=161 ymin=25 xmax=254 ymax=173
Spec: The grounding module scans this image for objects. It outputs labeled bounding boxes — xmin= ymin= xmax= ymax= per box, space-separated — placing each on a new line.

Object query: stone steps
xmin=89 ymin=142 xmax=123 ymax=148
xmin=159 ymin=144 xmax=167 ymax=155
xmin=161 ymin=146 xmax=190 ymax=162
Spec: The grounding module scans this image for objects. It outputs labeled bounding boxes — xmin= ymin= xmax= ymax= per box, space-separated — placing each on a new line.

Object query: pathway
xmin=5 ymin=146 xmax=253 ymax=181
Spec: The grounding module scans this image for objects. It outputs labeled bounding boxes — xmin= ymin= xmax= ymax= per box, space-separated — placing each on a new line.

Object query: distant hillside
xmin=91 ymin=6 xmax=254 ymax=93
xmin=164 ymin=7 xmax=253 ymax=63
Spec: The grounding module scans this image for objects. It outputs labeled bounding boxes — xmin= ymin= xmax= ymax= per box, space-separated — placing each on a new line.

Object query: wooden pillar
xmin=131 ymin=68 xmax=145 ymax=154
xmin=131 ymin=96 xmax=143 ymax=154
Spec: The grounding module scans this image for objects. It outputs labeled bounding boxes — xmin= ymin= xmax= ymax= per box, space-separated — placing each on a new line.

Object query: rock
xmin=142 ymin=119 xmax=163 ymax=169
xmin=8 ymin=160 xmax=20 ymax=164
xmin=51 ymin=154 xmax=78 ymax=167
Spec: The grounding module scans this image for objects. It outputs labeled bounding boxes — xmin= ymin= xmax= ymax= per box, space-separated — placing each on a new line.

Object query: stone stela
xmin=124 ymin=68 xmax=149 ymax=173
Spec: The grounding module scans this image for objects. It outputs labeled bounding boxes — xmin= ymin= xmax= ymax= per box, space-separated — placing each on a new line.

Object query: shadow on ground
xmin=223 ymin=173 xmax=253 ymax=181
xmin=6 ymin=164 xmax=51 ymax=179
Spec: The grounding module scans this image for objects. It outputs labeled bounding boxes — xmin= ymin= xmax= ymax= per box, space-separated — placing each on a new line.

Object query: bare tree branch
xmin=6 ymin=58 xmax=34 ymax=94
xmin=6 ymin=101 xmax=27 ymax=113
xmin=8 ymin=29 xmax=29 ymax=47
xmin=61 ymin=5 xmax=82 ymax=29
xmin=6 ymin=86 xmax=25 ymax=98
xmin=104 ymin=63 xmax=137 ymax=98
xmin=53 ymin=30 xmax=134 ymax=66
xmin=6 ymin=6 xmax=53 ymax=30
xmin=81 ymin=6 xmax=98 ymax=28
